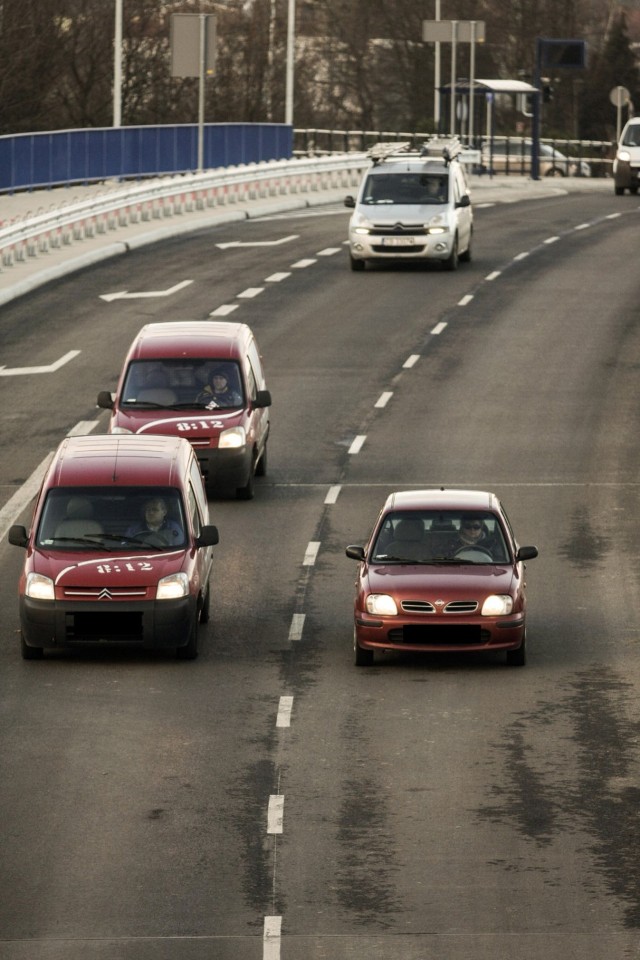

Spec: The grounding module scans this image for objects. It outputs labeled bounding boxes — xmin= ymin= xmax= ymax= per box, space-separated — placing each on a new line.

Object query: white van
xmin=345 ymin=139 xmax=473 ymax=271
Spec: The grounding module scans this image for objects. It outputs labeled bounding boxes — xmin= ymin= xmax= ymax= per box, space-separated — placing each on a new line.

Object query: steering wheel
xmin=453 ymin=545 xmax=494 ymax=562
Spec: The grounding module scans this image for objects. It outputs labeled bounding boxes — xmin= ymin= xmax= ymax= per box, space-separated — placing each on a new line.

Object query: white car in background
xmin=481 ymin=138 xmax=591 ymax=178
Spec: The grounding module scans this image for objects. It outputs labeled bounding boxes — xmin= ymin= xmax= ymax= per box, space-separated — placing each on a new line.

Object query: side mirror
xmin=196 ymin=525 xmax=219 ymax=548
xmin=456 ymin=194 xmax=471 ymax=208
xmin=516 ymin=545 xmax=538 ymax=562
xmin=344 ymin=195 xmax=356 ymax=208
xmin=8 ymin=525 xmax=29 ymax=548
xmin=345 ymin=544 xmax=366 ymax=561
xmin=97 ymin=390 xmax=114 ymax=410
xmin=254 ymin=389 xmax=272 ymax=409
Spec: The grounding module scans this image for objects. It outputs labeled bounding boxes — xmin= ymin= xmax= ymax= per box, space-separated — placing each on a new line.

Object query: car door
xmin=452 ymin=167 xmax=471 ymax=251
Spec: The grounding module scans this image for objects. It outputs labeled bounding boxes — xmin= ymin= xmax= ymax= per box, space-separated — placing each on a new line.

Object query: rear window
xmin=37 ymin=487 xmax=187 ymax=550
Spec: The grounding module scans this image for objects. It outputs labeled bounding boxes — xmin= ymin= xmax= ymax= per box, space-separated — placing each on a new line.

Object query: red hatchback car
xmin=346 ymin=489 xmax=538 ymax=667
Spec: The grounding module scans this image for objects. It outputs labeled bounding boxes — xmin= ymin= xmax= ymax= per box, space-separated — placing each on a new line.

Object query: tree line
xmin=0 ymin=0 xmax=638 ymax=142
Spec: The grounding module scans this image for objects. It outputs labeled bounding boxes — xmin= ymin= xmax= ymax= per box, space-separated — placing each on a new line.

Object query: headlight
xmin=110 ymin=426 xmax=133 ymax=435
xmin=219 ymin=426 xmax=246 ymax=449
xmin=25 ymin=573 xmax=55 ymax=601
xmin=481 ymin=595 xmax=513 ymax=616
xmin=157 ymin=572 xmax=189 ymax=600
xmin=618 ymin=150 xmax=631 ymax=162
xmin=366 ymin=594 xmax=398 ymax=616
xmin=426 ymin=226 xmax=448 ymax=235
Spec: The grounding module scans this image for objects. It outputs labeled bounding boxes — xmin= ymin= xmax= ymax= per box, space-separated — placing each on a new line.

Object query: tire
xmin=615 ymin=186 xmax=625 ymax=196
xmin=443 ymin=237 xmax=459 ymax=271
xmin=177 ymin=616 xmax=199 ymax=660
xmin=350 ymin=255 xmax=365 ymax=272
xmin=506 ymin=631 xmax=526 ymax=667
xmin=199 ymin=582 xmax=210 ymax=624
xmin=236 ymin=462 xmax=256 ymax=500
xmin=630 ymin=185 xmax=639 ymax=195
xmin=544 ymin=167 xmax=565 ymax=178
xmin=255 ymin=442 xmax=267 ymax=477
xmin=21 ymin=634 xmax=44 ymax=660
xmin=354 ymin=628 xmax=374 ymax=666
xmin=459 ymin=232 xmax=472 ymax=263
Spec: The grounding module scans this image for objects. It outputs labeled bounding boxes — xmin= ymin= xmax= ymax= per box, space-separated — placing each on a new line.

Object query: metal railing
xmin=293 ymin=128 xmax=615 ymax=178
xmin=0 ymin=154 xmax=368 ymax=273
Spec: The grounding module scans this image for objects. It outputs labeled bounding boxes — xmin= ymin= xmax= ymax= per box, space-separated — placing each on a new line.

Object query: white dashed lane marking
xmin=288 ymin=613 xmax=306 ymax=641
xmin=267 ymin=795 xmax=284 ymax=834
xmin=348 ymin=435 xmax=366 ymax=454
xmin=375 ymin=392 xmax=393 ymax=409
xmin=325 ymin=484 xmax=342 ymax=504
xmin=237 ymin=287 xmax=264 ymax=298
xmin=276 ymin=697 xmax=294 ymax=728
xmin=403 ymin=355 xmax=420 ymax=368
xmin=210 ymin=304 xmax=239 ymax=316
xmin=303 ymin=542 xmax=321 ymax=566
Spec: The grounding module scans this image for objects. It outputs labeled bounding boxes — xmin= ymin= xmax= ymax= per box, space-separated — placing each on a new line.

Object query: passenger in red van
xmin=126 ymin=497 xmax=183 ymax=546
xmin=196 ymin=367 xmax=243 ymax=409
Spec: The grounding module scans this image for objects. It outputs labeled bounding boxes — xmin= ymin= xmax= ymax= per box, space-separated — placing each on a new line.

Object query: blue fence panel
xmin=0 ymin=124 xmax=293 ymax=193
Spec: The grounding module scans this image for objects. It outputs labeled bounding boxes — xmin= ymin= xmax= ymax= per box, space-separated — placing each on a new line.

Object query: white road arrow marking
xmin=0 ymin=350 xmax=81 ymax=376
xmin=216 ymin=235 xmax=299 ymax=249
xmin=99 ymin=280 xmax=193 ymax=302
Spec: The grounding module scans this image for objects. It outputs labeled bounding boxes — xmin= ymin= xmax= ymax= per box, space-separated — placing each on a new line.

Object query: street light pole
xmin=113 ymin=0 xmax=122 ymax=127
xmin=434 ymin=0 xmax=441 ymax=130
xmin=285 ymin=0 xmax=295 ymax=125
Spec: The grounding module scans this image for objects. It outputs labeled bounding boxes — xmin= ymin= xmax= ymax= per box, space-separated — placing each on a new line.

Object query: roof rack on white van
xmin=367 ymin=137 xmax=463 ymax=166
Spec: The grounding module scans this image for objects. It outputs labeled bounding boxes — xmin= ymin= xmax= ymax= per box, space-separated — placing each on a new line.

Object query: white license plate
xmin=381 ymin=236 xmax=415 ymax=247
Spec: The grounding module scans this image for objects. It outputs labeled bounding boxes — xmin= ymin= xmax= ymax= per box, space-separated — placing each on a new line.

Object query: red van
xmin=8 ymin=435 xmax=219 ymax=660
xmin=97 ymin=321 xmax=271 ymax=500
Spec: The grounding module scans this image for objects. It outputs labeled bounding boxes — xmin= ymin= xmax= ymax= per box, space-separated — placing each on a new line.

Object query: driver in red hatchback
xmin=446 ymin=515 xmax=497 ymax=556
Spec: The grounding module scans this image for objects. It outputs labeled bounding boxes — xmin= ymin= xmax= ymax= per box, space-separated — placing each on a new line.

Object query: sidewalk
xmin=0 ymin=174 xmax=611 ymax=308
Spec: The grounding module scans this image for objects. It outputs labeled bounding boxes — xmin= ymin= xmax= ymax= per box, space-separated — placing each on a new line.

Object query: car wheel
xmin=350 ymin=255 xmax=365 ymax=272
xmin=21 ymin=633 xmax=44 ymax=660
xmin=615 ymin=186 xmax=625 ymax=196
xmin=459 ymin=233 xmax=472 ymax=263
xmin=354 ymin=628 xmax=374 ymax=666
xmin=255 ymin=442 xmax=267 ymax=477
xmin=630 ymin=186 xmax=639 ymax=195
xmin=199 ymin=582 xmax=211 ymax=624
xmin=177 ymin=616 xmax=199 ymax=660
xmin=443 ymin=236 xmax=459 ymax=271
xmin=506 ymin=631 xmax=526 ymax=666
xmin=236 ymin=462 xmax=256 ymax=500
xmin=545 ymin=167 xmax=564 ymax=177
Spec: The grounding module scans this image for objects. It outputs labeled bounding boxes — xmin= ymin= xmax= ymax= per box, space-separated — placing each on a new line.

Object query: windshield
xmin=361 ymin=172 xmax=448 ymax=205
xmin=120 ymin=359 xmax=244 ymax=410
xmin=36 ymin=487 xmax=187 ymax=550
xmin=622 ymin=125 xmax=640 ymax=147
xmin=371 ymin=511 xmax=510 ymax=564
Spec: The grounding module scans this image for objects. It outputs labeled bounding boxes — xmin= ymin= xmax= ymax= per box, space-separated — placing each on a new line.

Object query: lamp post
xmin=285 ymin=0 xmax=295 ymax=125
xmin=113 ymin=0 xmax=122 ymax=127
xmin=434 ymin=0 xmax=441 ymax=130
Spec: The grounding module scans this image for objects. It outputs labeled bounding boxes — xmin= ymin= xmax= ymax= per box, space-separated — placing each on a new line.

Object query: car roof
xmin=382 ymin=489 xmax=500 ymax=513
xmin=127 ymin=321 xmax=249 ymax=362
xmin=368 ymin=157 xmax=450 ymax=175
xmin=44 ymin=435 xmax=193 ymax=489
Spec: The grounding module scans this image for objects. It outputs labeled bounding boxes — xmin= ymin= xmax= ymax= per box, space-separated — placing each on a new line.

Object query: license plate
xmin=381 ymin=236 xmax=415 ymax=247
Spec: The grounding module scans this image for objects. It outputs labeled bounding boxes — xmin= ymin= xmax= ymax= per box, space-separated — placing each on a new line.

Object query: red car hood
xmin=364 ymin=562 xmax=516 ymax=599
xmin=113 ymin=408 xmax=242 ymax=440
xmin=31 ymin=548 xmax=188 ymax=588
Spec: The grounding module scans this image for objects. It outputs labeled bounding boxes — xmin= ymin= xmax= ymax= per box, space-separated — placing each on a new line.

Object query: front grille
xmin=401 ymin=600 xmax=436 ymax=613
xmin=189 ymin=439 xmax=210 ymax=448
xmin=370 ymin=225 xmax=426 ymax=236
xmin=444 ymin=600 xmax=478 ymax=613
xmin=63 ymin=587 xmax=147 ymax=599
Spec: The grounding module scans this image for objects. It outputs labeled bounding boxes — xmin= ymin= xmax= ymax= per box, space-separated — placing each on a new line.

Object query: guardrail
xmin=0 ymin=154 xmax=368 ymax=273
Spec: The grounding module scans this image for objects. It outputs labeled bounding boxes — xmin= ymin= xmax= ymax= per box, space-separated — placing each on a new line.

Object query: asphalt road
xmin=1 ymin=187 xmax=640 ymax=959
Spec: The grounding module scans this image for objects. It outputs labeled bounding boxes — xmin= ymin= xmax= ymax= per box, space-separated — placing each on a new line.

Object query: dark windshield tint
xmin=362 ymin=173 xmax=448 ymax=205
xmin=37 ymin=487 xmax=187 ymax=550
xmin=121 ymin=359 xmax=244 ymax=409
xmin=371 ymin=511 xmax=510 ymax=564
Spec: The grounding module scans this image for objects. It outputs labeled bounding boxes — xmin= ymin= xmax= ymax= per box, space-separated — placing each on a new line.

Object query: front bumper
xmin=19 ymin=596 xmax=197 ymax=651
xmin=354 ymin=612 xmax=526 ymax=653
xmin=194 ymin=447 xmax=252 ymax=489
xmin=348 ymin=233 xmax=453 ymax=262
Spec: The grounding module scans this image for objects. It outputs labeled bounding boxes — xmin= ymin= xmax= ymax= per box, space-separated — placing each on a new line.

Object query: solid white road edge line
xmin=0 ymin=452 xmax=53 ymax=542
